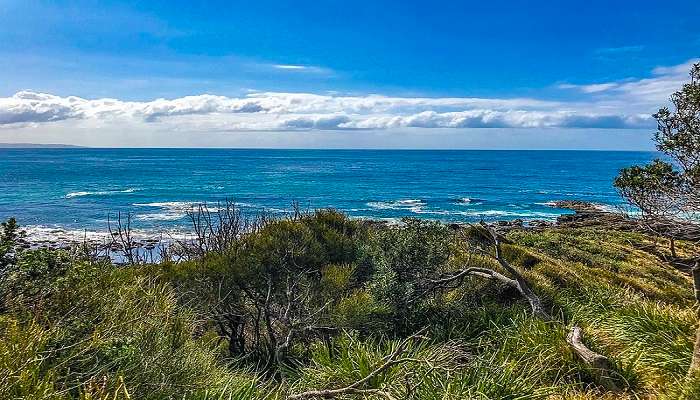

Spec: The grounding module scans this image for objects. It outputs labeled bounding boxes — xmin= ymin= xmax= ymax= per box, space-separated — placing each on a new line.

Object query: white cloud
xmin=268 ymin=64 xmax=333 ymax=75
xmin=558 ymin=82 xmax=619 ymax=93
xmin=1 ymin=58 xmax=696 ymax=133
xmin=0 ymin=90 xmax=654 ymax=131
xmin=266 ymin=110 xmax=650 ymax=130
xmin=273 ymin=64 xmax=309 ymax=70
xmin=594 ymin=45 xmax=645 ymax=55
xmin=556 ymin=58 xmax=698 ymax=108
xmin=0 ymin=91 xmax=265 ymax=125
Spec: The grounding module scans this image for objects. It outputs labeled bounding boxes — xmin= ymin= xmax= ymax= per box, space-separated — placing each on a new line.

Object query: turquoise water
xmin=0 ymin=149 xmax=656 ymax=235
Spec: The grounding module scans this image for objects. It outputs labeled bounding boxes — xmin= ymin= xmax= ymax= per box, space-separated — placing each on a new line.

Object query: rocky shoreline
xmin=493 ymin=200 xmax=627 ymax=230
xmin=12 ymin=201 xmax=611 ymax=250
xmin=14 ymin=226 xmax=187 ymax=263
xmin=16 ymin=200 xmax=700 ymax=261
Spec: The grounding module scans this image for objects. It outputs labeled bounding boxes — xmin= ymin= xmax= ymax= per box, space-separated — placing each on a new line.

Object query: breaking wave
xmin=133 ymin=201 xmax=203 ymax=222
xmin=65 ymin=188 xmax=138 ymax=198
xmin=367 ymin=199 xmax=426 ymax=213
xmin=455 ymin=197 xmax=485 ymax=205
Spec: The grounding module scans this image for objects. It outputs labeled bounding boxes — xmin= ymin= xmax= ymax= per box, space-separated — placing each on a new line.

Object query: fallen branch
xmin=478 ymin=225 xmax=618 ymax=390
xmin=287 ymin=331 xmax=427 ymax=400
xmin=289 ymin=386 xmax=397 ymax=400
xmin=566 ymin=326 xmax=618 ymax=391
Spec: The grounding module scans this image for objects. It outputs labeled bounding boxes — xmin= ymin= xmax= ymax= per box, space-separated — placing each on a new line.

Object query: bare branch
xmin=566 ymin=326 xmax=618 ymax=391
xmin=287 ymin=330 xmax=428 ymax=400
xmin=478 ymin=222 xmax=550 ymax=319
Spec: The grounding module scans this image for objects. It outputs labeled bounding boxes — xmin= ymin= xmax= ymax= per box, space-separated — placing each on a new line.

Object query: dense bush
xmin=0 ymin=213 xmax=698 ymax=399
xmin=367 ymin=218 xmax=454 ymax=334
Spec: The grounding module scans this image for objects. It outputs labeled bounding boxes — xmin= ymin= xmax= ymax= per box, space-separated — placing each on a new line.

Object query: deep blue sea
xmin=0 ymin=149 xmax=656 ymax=239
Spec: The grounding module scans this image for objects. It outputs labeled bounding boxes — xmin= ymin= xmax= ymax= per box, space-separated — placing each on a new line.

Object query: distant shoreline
xmin=0 ymin=143 xmax=86 ymax=148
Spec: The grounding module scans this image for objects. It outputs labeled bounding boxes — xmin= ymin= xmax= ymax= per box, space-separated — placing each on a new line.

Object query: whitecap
xmin=22 ymin=225 xmax=112 ymax=243
xmin=474 ymin=210 xmax=560 ymax=218
xmin=591 ymin=203 xmax=618 ymax=213
xmin=135 ymin=213 xmax=188 ymax=222
xmin=367 ymin=199 xmax=426 ymax=213
xmin=455 ymin=197 xmax=484 ymax=206
xmin=65 ymin=188 xmax=138 ymax=198
xmin=132 ymin=201 xmax=204 ymax=222
xmin=428 ymin=209 xmax=563 ymax=219
xmin=133 ymin=201 xmax=199 ymax=210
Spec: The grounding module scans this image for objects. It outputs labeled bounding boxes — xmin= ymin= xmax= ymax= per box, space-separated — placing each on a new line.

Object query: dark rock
xmin=549 ymin=200 xmax=602 ymax=213
xmin=528 ymin=219 xmax=551 ymax=228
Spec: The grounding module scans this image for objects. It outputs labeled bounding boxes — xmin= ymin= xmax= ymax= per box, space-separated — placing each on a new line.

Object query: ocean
xmin=0 ymin=149 xmax=656 ymax=239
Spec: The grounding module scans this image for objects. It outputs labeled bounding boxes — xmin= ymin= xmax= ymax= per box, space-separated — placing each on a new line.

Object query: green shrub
xmin=1 ymin=216 xmax=698 ymax=399
xmin=367 ymin=218 xmax=454 ymax=334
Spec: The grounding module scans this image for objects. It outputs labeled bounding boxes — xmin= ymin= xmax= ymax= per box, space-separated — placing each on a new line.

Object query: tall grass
xmin=1 ymin=218 xmax=697 ymax=399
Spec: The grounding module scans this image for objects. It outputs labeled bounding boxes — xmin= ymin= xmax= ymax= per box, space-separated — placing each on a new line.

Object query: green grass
xmin=506 ymin=228 xmax=697 ymax=398
xmin=1 ymin=219 xmax=698 ymax=399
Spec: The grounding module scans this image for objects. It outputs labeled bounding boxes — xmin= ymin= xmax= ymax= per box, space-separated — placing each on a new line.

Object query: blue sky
xmin=1 ymin=0 xmax=699 ymax=148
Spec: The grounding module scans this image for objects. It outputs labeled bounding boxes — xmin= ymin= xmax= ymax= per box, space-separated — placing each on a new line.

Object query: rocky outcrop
xmin=552 ymin=201 xmax=630 ymax=228
xmin=550 ymin=200 xmax=700 ymax=242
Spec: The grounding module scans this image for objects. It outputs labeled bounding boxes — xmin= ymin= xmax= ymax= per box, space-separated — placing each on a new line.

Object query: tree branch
xmin=287 ymin=330 xmax=428 ymax=400
xmin=479 ymin=222 xmax=550 ymax=319
xmin=566 ymin=326 xmax=618 ymax=391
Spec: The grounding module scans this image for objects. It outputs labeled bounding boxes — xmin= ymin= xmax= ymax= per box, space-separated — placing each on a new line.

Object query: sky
xmin=0 ymin=0 xmax=699 ymax=149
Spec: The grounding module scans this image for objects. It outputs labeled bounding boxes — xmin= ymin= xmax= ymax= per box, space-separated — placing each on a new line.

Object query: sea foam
xmin=133 ymin=201 xmax=204 ymax=222
xmin=455 ymin=197 xmax=485 ymax=205
xmin=65 ymin=188 xmax=137 ymax=198
xmin=367 ymin=199 xmax=426 ymax=213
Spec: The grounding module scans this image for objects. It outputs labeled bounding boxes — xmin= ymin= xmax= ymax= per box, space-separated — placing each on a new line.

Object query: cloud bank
xmin=1 ymin=59 xmax=694 ymax=133
xmin=0 ymin=90 xmax=652 ymax=131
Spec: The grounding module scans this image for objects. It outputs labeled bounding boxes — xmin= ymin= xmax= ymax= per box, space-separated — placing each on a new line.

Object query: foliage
xmin=0 ymin=217 xmax=21 ymax=273
xmin=614 ymin=159 xmax=682 ymax=216
xmin=614 ymin=62 xmax=700 ymax=221
xmin=367 ymin=218 xmax=454 ymax=334
xmin=0 ymin=214 xmax=698 ymax=399
xmin=613 ymin=62 xmax=700 ymax=385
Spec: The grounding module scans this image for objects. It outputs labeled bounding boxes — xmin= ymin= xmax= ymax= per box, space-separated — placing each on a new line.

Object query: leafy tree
xmin=614 ymin=62 xmax=700 ymax=381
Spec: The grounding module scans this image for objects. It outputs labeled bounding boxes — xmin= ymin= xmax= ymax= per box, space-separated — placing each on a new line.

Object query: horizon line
xmin=0 ymin=144 xmax=657 ymax=152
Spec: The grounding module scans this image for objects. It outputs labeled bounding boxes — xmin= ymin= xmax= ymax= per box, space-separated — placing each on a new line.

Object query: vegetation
xmin=1 ymin=63 xmax=698 ymax=399
xmin=614 ymin=62 xmax=700 ymax=387
xmin=1 ymin=209 xmax=698 ymax=399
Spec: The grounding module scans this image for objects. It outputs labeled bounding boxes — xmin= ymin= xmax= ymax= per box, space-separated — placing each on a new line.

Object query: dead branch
xmin=566 ymin=326 xmax=618 ymax=391
xmin=479 ymin=225 xmax=618 ymax=388
xmin=415 ymin=223 xmax=550 ymax=319
xmin=107 ymin=211 xmax=141 ymax=265
xmin=693 ymin=261 xmax=700 ymax=303
xmin=479 ymin=222 xmax=550 ymax=319
xmin=181 ymin=200 xmax=270 ymax=260
xmin=287 ymin=331 xmax=428 ymax=400
xmin=429 ymin=266 xmax=518 ymax=288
